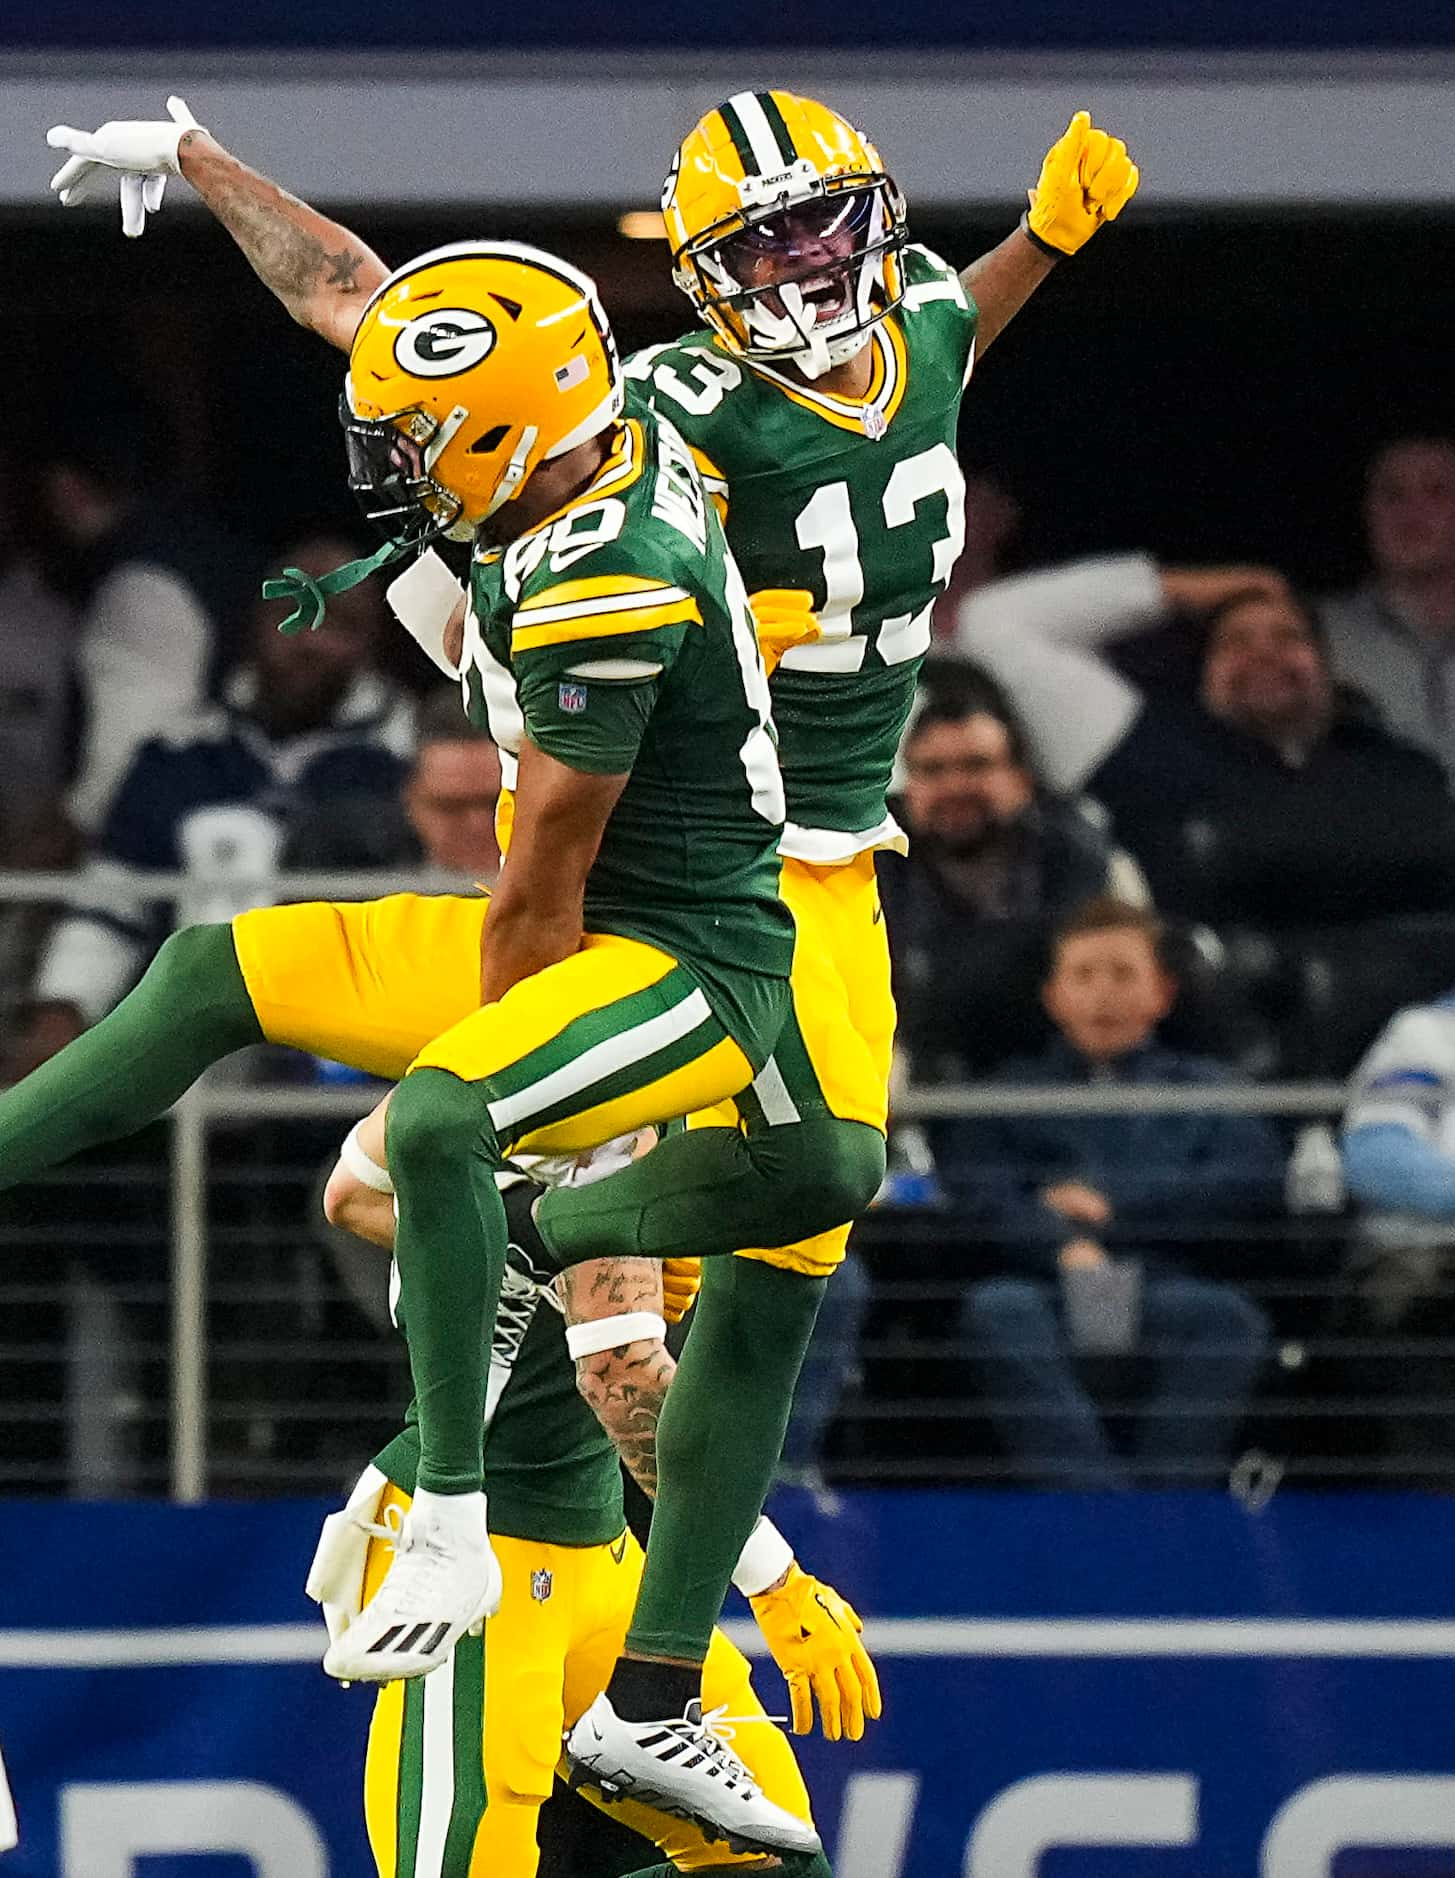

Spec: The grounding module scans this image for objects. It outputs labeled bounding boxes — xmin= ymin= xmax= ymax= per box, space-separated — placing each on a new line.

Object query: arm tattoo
xmin=185 ymin=143 xmax=382 ymax=325
xmin=559 ymin=1256 xmax=662 ymax=1320
xmin=577 ymin=1341 xmax=675 ymax=1501
xmin=324 ymin=246 xmax=367 ymax=292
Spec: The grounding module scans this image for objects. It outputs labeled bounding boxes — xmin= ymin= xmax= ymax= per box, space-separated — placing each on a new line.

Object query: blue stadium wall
xmin=5 ymin=1490 xmax=1455 ymax=1876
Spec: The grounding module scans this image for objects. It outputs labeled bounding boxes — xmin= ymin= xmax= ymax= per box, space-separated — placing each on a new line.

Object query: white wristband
xmin=565 ymin=1311 xmax=666 ymax=1359
xmin=732 ymin=1516 xmax=795 ymax=1598
xmin=339 ymin=1122 xmax=394 ymax=1195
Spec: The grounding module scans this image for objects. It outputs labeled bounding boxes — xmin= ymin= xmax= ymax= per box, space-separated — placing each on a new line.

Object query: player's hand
xmin=47 ymin=95 xmax=203 ymax=237
xmin=749 ymin=1563 xmax=882 ymax=1741
xmin=1024 ymin=110 xmax=1139 ymax=257
xmin=750 ymin=588 xmax=820 ymax=678
xmin=660 ymin=1257 xmax=702 ymax=1324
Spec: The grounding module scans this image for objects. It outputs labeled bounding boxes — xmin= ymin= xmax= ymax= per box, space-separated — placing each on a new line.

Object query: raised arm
xmin=177 ymin=131 xmax=388 ymax=349
xmin=46 ymin=98 xmax=387 ymax=351
xmin=958 ymin=111 xmax=1138 ymax=356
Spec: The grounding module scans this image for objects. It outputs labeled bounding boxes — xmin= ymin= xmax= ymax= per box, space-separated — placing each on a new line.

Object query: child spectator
xmin=936 ymin=898 xmax=1281 ymax=1487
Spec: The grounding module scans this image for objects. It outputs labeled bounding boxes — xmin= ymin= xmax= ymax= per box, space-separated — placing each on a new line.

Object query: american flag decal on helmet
xmin=554 ymin=355 xmax=590 ymax=392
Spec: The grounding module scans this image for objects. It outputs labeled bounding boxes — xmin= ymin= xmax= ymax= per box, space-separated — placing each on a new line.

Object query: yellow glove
xmin=660 ymin=1257 xmax=701 ymax=1325
xmin=1024 ymin=110 xmax=1139 ymax=257
xmin=749 ymin=1562 xmax=883 ymax=1741
xmin=750 ymin=587 xmax=820 ymax=678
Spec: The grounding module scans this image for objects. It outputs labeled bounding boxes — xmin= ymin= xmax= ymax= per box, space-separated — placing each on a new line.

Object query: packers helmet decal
xmin=389 ymin=306 xmax=498 ymax=378
xmin=343 ymin=240 xmax=623 ymax=546
xmin=664 ymin=90 xmax=908 ymax=380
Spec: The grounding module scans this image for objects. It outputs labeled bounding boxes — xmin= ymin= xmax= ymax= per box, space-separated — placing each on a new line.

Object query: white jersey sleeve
xmin=1346 ymin=1003 xmax=1455 ymax=1143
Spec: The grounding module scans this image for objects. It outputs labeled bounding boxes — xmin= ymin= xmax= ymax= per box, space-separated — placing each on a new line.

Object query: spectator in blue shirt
xmin=937 ymin=896 xmax=1281 ymax=1487
xmin=11 ymin=531 xmax=414 ymax=1074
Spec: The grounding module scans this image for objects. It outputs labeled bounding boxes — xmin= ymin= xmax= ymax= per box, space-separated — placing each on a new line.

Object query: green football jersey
xmin=460 ymin=394 xmax=794 ymax=1060
xmin=627 ymin=243 xmax=978 ymax=859
xmin=374 ymin=1254 xmax=624 ymax=1547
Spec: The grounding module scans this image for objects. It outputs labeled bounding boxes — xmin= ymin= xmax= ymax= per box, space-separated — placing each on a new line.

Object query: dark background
xmin=9 ymin=204 xmax=1453 ymax=587
xmin=9 ymin=0 xmax=1455 ymax=49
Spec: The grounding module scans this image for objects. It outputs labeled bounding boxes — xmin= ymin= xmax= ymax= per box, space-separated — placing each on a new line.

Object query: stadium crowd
xmin=5 ymin=403 xmax=1455 ymax=1494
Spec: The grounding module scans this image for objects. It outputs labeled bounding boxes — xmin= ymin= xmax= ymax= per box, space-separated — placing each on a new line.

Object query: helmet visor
xmin=686 ymin=176 xmax=906 ymax=357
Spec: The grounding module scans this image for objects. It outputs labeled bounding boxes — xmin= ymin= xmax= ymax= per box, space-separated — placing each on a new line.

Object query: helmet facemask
xmin=339 ymin=395 xmax=475 ymax=549
xmin=677 ymin=171 xmax=907 ymax=380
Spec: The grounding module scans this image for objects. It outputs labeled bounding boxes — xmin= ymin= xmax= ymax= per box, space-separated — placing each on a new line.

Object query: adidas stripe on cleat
xmin=322 ymin=1487 xmax=502 ymax=1684
xmin=564 ymin=1692 xmax=822 ymax=1856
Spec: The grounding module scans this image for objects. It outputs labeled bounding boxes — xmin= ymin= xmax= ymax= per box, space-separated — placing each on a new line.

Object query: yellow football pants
xmin=231 ymin=857 xmax=891 ymax=1219
xmin=362 ymin=1487 xmax=810 ymax=1877
xmin=688 ymin=850 xmax=894 ymax=1277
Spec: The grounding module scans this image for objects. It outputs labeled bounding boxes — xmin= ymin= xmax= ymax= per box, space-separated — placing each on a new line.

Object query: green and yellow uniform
xmin=364 ymin=1265 xmax=814 ymax=1878
xmin=626 ymin=243 xmax=979 ymax=1275
xmin=391 ymin=397 xmax=795 ymax=1176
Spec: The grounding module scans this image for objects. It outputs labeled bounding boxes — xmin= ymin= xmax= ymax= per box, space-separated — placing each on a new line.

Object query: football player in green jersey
xmin=40 ymin=88 xmax=1136 ymax=1853
xmin=307 ymin=1224 xmax=869 ymax=1877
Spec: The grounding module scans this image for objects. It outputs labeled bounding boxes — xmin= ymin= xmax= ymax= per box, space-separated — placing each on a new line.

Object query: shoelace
xmin=653 ymin=1706 xmax=788 ymax=1796
xmin=359 ymin=1500 xmax=404 ymax=1550
xmin=355 ymin=1501 xmax=462 ymax=1617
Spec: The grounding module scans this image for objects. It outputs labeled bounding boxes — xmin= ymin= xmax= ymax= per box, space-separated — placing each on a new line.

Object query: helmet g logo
xmin=392 ymin=307 xmax=497 ymax=378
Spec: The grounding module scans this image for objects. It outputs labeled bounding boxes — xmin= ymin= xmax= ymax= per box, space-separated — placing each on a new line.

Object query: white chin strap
xmin=484 ymin=424 xmax=540 ymax=518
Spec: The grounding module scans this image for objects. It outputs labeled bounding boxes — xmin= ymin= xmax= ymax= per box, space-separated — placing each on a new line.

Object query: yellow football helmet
xmin=663 ymin=91 xmax=908 ymax=380
xmin=342 ymin=240 xmax=622 ymax=543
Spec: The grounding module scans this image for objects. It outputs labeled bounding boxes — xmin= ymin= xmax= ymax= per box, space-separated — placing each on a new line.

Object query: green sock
xmin=385 ymin=1068 xmax=507 ymax=1496
xmin=626 ymin=1256 xmax=827 ymax=1662
xmin=620 ymin=1850 xmax=832 ymax=1875
xmin=536 ymin=1117 xmax=885 ymax=1267
xmin=0 ymin=924 xmax=262 ymax=1190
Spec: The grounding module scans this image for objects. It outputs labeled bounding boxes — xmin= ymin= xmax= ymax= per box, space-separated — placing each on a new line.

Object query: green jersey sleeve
xmin=507 ymin=550 xmax=701 ymax=776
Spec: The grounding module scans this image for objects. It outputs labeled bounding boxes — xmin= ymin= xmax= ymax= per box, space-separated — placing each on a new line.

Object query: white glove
xmin=46 ymin=95 xmax=203 ymax=238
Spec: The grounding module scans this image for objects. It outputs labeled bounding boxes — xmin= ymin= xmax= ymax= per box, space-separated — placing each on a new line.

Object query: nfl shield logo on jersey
xmin=558 ymin=681 xmax=589 ymax=715
xmin=531 ymin=1567 xmax=553 ymax=1603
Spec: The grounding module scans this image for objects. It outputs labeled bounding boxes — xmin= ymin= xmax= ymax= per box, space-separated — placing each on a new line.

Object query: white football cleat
xmin=322 ymin=1487 xmax=501 ymax=1683
xmin=565 ymin=1692 xmax=822 ymax=1857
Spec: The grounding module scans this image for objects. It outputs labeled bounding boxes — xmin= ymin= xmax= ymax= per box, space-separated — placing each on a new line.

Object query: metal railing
xmin=0 ymin=866 xmax=1448 ymax=1500
xmin=11 ymin=1076 xmax=1442 ymax=1501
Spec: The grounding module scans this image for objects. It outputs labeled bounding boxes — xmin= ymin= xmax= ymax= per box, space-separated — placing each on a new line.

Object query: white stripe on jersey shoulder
xmin=565 ymin=658 xmax=665 ymax=680
xmin=726 ymin=92 xmax=787 ymax=174
xmin=518 ymin=585 xmax=690 ymax=628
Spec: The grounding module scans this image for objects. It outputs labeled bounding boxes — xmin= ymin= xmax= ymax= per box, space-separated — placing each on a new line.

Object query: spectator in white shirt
xmin=1321 ymin=435 xmax=1455 ymax=779
xmin=35 ymin=391 xmax=255 ymax=835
